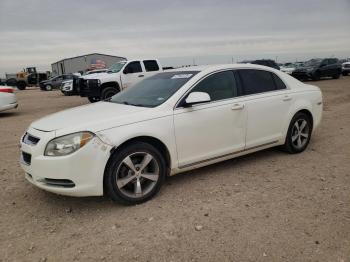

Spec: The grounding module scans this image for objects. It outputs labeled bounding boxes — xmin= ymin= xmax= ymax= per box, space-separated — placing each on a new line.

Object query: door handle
xmin=282 ymin=95 xmax=292 ymax=101
xmin=231 ymin=103 xmax=244 ymax=110
xmin=138 ymin=74 xmax=144 ymax=78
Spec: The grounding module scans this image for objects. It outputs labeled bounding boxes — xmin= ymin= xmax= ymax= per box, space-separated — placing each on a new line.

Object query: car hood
xmin=31 ymin=102 xmax=153 ymax=135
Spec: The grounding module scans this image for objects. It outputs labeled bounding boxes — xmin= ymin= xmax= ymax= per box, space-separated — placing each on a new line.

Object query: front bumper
xmin=292 ymin=71 xmax=313 ymax=79
xmin=19 ymin=127 xmax=112 ymax=197
xmin=78 ymin=78 xmax=100 ymax=97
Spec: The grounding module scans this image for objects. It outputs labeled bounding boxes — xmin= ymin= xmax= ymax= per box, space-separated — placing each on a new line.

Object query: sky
xmin=0 ymin=0 xmax=349 ymax=76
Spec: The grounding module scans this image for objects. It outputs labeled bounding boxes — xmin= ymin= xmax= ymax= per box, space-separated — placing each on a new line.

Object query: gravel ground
xmin=0 ymin=77 xmax=349 ymax=262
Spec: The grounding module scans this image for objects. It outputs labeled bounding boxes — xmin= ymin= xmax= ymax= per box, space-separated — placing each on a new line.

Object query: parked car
xmin=280 ymin=63 xmax=296 ymax=75
xmin=242 ymin=59 xmax=280 ymax=70
xmin=342 ymin=62 xmax=350 ymax=76
xmin=39 ymin=74 xmax=76 ymax=91
xmin=77 ymin=59 xmax=163 ymax=102
xmin=19 ymin=64 xmax=323 ymax=204
xmin=292 ymin=58 xmax=342 ymax=81
xmin=0 ymin=86 xmax=18 ymax=112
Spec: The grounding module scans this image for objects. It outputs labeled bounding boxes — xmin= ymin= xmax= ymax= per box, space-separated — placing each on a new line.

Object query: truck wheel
xmin=101 ymin=86 xmax=119 ymax=100
xmin=342 ymin=72 xmax=348 ymax=76
xmin=17 ymin=81 xmax=26 ymax=90
xmin=88 ymin=97 xmax=100 ymax=103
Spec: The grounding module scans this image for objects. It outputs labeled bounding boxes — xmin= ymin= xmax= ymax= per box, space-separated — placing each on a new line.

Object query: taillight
xmin=0 ymin=88 xmax=14 ymax=93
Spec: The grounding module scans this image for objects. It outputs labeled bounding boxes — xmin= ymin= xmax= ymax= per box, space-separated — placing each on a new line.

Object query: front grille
xmin=43 ymin=178 xmax=75 ymax=188
xmin=22 ymin=152 xmax=32 ymax=165
xmin=23 ymin=132 xmax=40 ymax=145
xmin=78 ymin=78 xmax=100 ymax=97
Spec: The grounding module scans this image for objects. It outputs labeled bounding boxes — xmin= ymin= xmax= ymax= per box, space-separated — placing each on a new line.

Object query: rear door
xmin=120 ymin=61 xmax=144 ymax=89
xmin=237 ymin=69 xmax=291 ymax=148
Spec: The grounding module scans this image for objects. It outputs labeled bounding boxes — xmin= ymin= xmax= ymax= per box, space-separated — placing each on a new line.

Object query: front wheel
xmin=87 ymin=96 xmax=100 ymax=103
xmin=101 ymin=86 xmax=119 ymax=100
xmin=312 ymin=71 xmax=320 ymax=81
xmin=104 ymin=142 xmax=166 ymax=205
xmin=282 ymin=112 xmax=312 ymax=154
xmin=17 ymin=81 xmax=26 ymax=90
xmin=45 ymin=84 xmax=53 ymax=91
xmin=332 ymin=73 xmax=340 ymax=79
xmin=342 ymin=72 xmax=348 ymax=76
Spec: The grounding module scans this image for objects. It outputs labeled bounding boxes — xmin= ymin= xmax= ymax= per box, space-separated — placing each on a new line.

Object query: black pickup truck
xmin=292 ymin=58 xmax=342 ymax=81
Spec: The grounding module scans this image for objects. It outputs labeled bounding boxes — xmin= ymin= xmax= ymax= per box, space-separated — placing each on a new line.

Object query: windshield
xmin=108 ymin=61 xmax=127 ymax=73
xmin=109 ymin=71 xmax=199 ymax=108
xmin=304 ymin=59 xmax=322 ymax=67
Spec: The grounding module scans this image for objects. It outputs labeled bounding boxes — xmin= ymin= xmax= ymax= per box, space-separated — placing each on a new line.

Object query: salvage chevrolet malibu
xmin=20 ymin=64 xmax=323 ymax=204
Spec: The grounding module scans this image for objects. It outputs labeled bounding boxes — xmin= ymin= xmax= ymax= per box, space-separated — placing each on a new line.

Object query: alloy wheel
xmin=291 ymin=119 xmax=309 ymax=149
xmin=115 ymin=152 xmax=160 ymax=199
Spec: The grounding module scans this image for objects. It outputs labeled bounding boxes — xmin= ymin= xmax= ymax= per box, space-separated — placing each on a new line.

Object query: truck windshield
xmin=109 ymin=71 xmax=199 ymax=108
xmin=108 ymin=61 xmax=127 ymax=73
xmin=304 ymin=59 xmax=322 ymax=67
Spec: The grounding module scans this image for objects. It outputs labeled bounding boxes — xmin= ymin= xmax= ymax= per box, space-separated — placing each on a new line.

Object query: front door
xmin=173 ymin=71 xmax=246 ymax=168
xmin=120 ymin=61 xmax=144 ymax=90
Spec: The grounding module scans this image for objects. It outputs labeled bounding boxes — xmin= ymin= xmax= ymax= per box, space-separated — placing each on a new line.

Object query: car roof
xmin=167 ymin=63 xmax=279 ymax=73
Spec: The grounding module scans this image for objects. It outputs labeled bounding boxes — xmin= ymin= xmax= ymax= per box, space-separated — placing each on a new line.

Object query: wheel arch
xmin=100 ymin=81 xmax=120 ymax=91
xmin=282 ymin=103 xmax=314 ymax=143
xmin=104 ymin=135 xmax=172 ymax=181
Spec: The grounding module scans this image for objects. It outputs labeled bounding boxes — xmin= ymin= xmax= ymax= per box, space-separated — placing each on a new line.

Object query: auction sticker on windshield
xmin=171 ymin=74 xmax=193 ymax=79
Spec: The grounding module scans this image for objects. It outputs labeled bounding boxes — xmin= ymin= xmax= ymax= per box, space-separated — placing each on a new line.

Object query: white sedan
xmin=20 ymin=64 xmax=323 ymax=204
xmin=0 ymin=86 xmax=18 ymax=112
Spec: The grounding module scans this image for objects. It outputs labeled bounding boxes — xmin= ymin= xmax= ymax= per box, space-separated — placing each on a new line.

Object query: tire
xmin=88 ymin=96 xmax=100 ymax=103
xmin=282 ymin=112 xmax=312 ymax=154
xmin=17 ymin=81 xmax=26 ymax=90
xmin=45 ymin=85 xmax=52 ymax=91
xmin=332 ymin=73 xmax=340 ymax=79
xmin=104 ymin=142 xmax=166 ymax=205
xmin=312 ymin=71 xmax=320 ymax=81
xmin=342 ymin=72 xmax=348 ymax=76
xmin=101 ymin=86 xmax=119 ymax=100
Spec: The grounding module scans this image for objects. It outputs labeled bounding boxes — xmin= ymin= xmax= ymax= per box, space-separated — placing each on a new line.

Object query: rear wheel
xmin=342 ymin=72 xmax=348 ymax=76
xmin=17 ymin=81 xmax=26 ymax=90
xmin=104 ymin=142 xmax=166 ymax=205
xmin=282 ymin=112 xmax=312 ymax=154
xmin=101 ymin=86 xmax=119 ymax=100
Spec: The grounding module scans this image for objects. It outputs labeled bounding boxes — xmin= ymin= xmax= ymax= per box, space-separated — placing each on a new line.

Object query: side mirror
xmin=185 ymin=92 xmax=211 ymax=107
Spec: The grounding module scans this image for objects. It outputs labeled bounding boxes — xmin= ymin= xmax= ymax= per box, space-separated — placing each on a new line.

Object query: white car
xmin=0 ymin=86 xmax=18 ymax=112
xmin=342 ymin=62 xmax=350 ymax=76
xmin=280 ymin=64 xmax=296 ymax=75
xmin=20 ymin=64 xmax=323 ymax=204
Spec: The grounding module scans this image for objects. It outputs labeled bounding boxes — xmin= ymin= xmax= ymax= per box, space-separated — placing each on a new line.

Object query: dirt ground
xmin=0 ymin=77 xmax=349 ymax=262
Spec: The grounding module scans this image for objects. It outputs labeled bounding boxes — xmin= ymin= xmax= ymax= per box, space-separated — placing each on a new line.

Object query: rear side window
xmin=190 ymin=71 xmax=237 ymax=102
xmin=144 ymin=60 xmax=160 ymax=72
xmin=238 ymin=69 xmax=276 ymax=95
xmin=272 ymin=73 xmax=287 ymax=90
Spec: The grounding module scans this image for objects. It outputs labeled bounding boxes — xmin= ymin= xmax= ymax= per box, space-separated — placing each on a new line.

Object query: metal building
xmin=51 ymin=53 xmax=126 ymax=76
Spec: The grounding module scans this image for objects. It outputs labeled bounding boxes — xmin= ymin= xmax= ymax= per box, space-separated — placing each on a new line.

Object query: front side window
xmin=123 ymin=61 xmax=142 ymax=74
xmin=144 ymin=60 xmax=159 ymax=72
xmin=110 ymin=71 xmax=199 ymax=107
xmin=189 ymin=71 xmax=237 ymax=102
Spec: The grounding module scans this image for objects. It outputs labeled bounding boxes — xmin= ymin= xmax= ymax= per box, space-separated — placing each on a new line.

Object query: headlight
xmin=45 ymin=132 xmax=94 ymax=156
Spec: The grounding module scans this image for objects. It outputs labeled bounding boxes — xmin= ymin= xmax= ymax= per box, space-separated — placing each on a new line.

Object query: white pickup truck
xmin=77 ymin=59 xmax=163 ymax=102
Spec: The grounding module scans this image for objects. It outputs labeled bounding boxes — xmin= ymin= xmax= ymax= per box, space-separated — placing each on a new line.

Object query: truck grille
xmin=22 ymin=133 xmax=40 ymax=145
xmin=78 ymin=78 xmax=100 ymax=97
